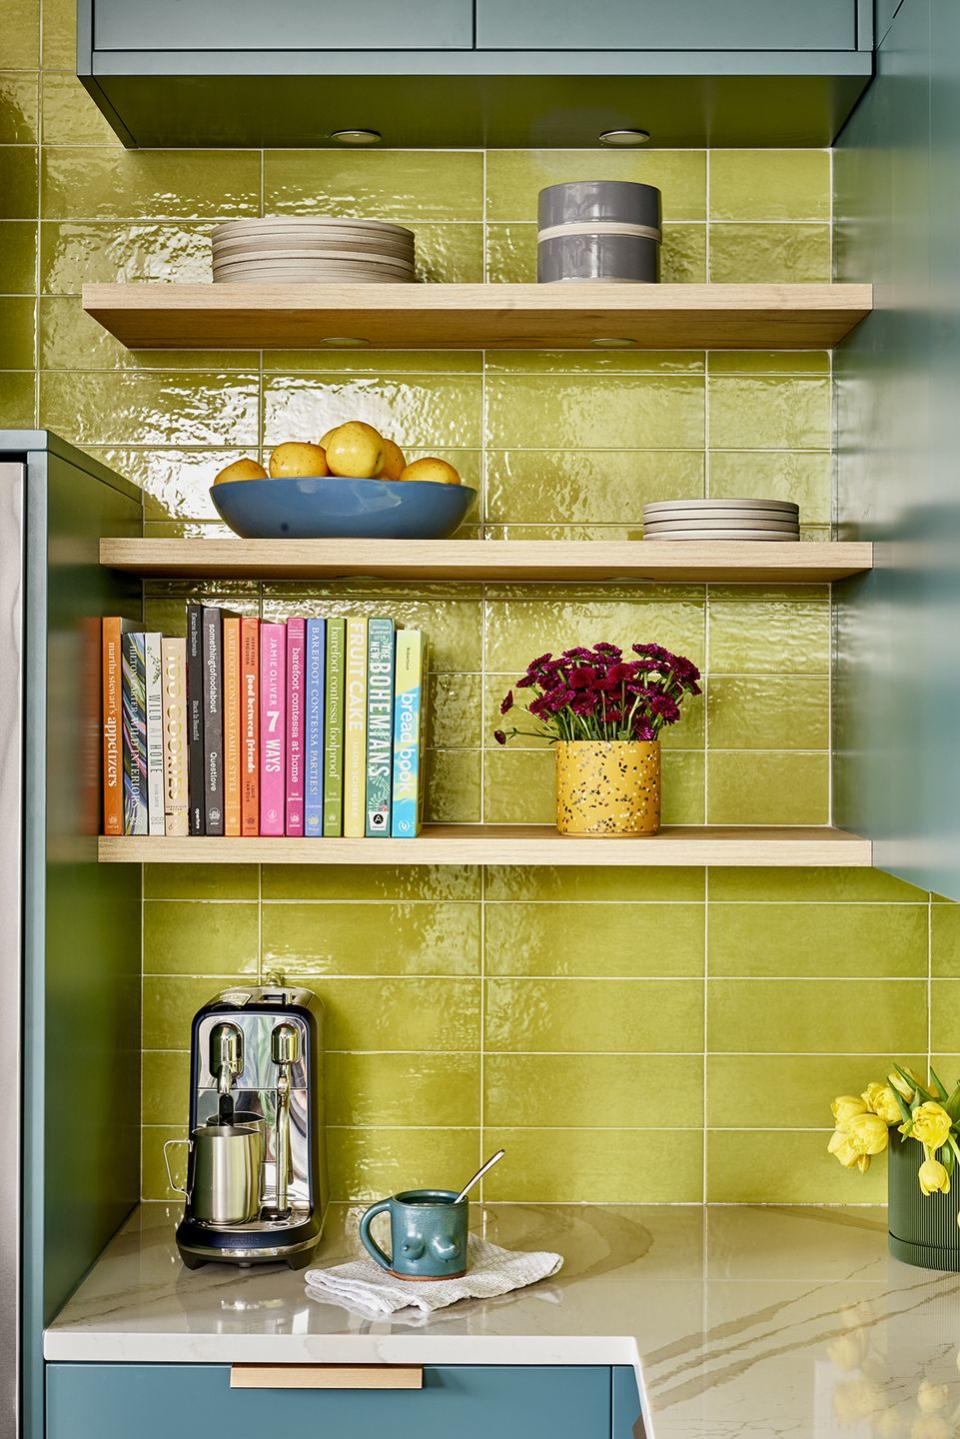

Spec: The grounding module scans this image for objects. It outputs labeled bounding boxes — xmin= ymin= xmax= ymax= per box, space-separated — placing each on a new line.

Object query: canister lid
xmin=538 ymin=180 xmax=662 ymax=230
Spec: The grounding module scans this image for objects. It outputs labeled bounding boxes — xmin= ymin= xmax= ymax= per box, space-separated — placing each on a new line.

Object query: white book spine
xmin=144 ymin=632 xmax=166 ymax=835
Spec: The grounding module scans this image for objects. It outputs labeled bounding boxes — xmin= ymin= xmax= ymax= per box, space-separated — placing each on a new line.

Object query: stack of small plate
xmin=643 ymin=499 xmax=800 ymax=541
xmin=211 ymin=218 xmax=416 ymax=284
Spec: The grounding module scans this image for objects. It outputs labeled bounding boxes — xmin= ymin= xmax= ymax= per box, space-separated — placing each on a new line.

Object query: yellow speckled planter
xmin=555 ymin=741 xmax=660 ymax=837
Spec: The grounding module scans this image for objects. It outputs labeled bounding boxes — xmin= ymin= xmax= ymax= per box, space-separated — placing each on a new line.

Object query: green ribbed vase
xmin=888 ymin=1129 xmax=960 ymax=1270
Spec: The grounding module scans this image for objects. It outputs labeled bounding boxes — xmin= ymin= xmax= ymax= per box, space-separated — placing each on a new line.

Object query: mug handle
xmin=358 ymin=1199 xmax=392 ymax=1270
xmin=163 ymin=1137 xmax=191 ymax=1198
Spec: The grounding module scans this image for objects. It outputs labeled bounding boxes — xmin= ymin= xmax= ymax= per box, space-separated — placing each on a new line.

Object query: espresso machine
xmin=165 ymin=985 xmax=327 ymax=1269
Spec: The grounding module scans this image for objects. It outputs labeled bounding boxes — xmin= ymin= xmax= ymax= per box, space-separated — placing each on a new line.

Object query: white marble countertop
xmin=45 ymin=1202 xmax=960 ymax=1438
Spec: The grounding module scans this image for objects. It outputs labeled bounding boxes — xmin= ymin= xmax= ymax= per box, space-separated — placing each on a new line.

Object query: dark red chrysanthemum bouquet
xmin=494 ymin=642 xmax=701 ymax=745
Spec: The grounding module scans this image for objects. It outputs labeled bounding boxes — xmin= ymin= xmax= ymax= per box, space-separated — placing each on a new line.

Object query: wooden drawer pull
xmin=230 ymin=1365 xmax=423 ymax=1391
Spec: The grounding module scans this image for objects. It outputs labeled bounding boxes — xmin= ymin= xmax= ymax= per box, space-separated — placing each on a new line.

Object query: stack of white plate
xmin=643 ymin=499 xmax=800 ymax=541
xmin=211 ymin=218 xmax=416 ymax=284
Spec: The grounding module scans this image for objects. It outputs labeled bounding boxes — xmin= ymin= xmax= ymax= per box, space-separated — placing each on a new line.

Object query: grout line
xmin=927 ymin=892 xmax=933 ymax=1068
xmin=144 ymin=1046 xmax=935 ymax=1059
xmin=32 ymin=46 xmax=41 ymax=427
xmin=703 ymin=866 xmax=709 ymax=1202
xmin=478 ymin=860 xmax=487 ymax=1198
xmin=140 ymin=970 xmax=933 ymax=984
xmin=141 ymin=1120 xmax=848 ymax=1134
xmin=704 ymin=150 xmax=712 ymax=282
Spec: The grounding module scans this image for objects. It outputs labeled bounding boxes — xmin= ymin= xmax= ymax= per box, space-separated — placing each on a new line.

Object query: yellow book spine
xmin=343 ymin=616 xmax=368 ymax=837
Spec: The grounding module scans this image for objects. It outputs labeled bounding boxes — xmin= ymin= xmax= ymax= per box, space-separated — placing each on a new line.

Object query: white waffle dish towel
xmin=305 ymin=1235 xmax=563 ymax=1317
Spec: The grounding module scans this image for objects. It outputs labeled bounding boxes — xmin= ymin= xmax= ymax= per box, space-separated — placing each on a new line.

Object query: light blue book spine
xmin=304 ymin=617 xmax=326 ymax=836
xmin=391 ymin=630 xmax=425 ymax=839
xmin=364 ymin=617 xmax=395 ymax=837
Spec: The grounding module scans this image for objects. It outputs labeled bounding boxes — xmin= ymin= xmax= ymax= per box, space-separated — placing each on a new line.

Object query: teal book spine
xmin=364 ymin=617 xmax=395 ymax=837
xmin=391 ymin=630 xmax=426 ymax=838
xmin=323 ymin=617 xmax=346 ymax=836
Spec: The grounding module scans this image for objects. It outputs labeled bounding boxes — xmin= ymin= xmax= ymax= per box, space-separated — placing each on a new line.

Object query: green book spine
xmin=323 ymin=617 xmax=346 ymax=836
xmin=364 ymin=617 xmax=395 ymax=837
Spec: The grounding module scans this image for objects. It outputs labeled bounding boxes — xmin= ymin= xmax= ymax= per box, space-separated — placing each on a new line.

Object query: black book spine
xmin=186 ymin=603 xmax=205 ymax=835
xmin=202 ymin=605 xmax=225 ymax=836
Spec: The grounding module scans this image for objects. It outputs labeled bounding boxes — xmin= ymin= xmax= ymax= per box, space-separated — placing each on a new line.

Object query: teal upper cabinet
xmin=477 ymin=0 xmax=860 ymax=52
xmin=77 ymin=0 xmax=874 ymax=148
xmin=94 ymin=0 xmax=473 ymax=51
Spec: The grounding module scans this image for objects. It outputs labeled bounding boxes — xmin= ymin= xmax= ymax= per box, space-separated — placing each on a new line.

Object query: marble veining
xmin=45 ymin=1203 xmax=960 ymax=1437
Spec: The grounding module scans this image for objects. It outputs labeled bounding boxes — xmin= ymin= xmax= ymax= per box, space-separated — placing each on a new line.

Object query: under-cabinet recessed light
xmin=330 ymin=129 xmax=382 ymax=146
xmin=590 ymin=337 xmax=637 ymax=348
xmin=319 ymin=336 xmax=370 ymax=348
xmin=598 ymin=129 xmax=651 ymax=147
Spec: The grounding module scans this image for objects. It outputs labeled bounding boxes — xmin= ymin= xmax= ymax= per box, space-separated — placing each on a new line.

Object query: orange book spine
xmin=241 ymin=617 xmax=259 ymax=836
xmin=101 ymin=616 xmax=125 ymax=836
xmin=224 ymin=617 xmax=242 ymax=836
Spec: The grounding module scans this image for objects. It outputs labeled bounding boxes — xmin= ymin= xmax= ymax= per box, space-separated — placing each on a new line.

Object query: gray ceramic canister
xmin=537 ymin=180 xmax=662 ymax=283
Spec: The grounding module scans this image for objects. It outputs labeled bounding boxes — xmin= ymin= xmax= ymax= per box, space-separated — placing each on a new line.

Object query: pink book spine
xmin=285 ymin=617 xmax=306 ymax=836
xmin=259 ymin=622 xmax=286 ymax=837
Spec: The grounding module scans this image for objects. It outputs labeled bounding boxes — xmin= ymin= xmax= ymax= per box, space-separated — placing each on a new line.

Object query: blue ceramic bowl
xmin=210 ymin=475 xmax=477 ymax=541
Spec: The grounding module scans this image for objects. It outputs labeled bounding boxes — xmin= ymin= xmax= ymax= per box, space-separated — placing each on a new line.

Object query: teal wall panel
xmin=834 ymin=0 xmax=960 ymax=900
xmin=18 ymin=434 xmax=142 ymax=1439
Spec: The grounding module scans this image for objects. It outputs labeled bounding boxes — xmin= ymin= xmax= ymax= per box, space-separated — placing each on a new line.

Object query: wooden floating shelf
xmin=98 ymin=826 xmax=872 ymax=868
xmin=100 ymin=538 xmax=874 ymax=584
xmin=82 ymin=282 xmax=873 ymax=351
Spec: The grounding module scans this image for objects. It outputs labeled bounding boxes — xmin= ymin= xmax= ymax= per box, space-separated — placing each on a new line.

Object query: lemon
xmin=399 ymin=457 xmax=461 ymax=486
xmin=268 ymin=441 xmax=329 ymax=478
xmin=376 ymin=438 xmax=406 ymax=481
xmin=213 ymin=457 xmax=268 ymax=486
xmin=324 ymin=421 xmax=383 ymax=479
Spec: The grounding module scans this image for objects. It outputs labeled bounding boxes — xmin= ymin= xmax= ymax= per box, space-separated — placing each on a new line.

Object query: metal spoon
xmin=453 ymin=1148 xmax=506 ymax=1204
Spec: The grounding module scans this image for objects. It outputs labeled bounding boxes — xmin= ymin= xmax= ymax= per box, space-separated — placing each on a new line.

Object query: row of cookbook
xmin=102 ymin=608 xmax=429 ymax=838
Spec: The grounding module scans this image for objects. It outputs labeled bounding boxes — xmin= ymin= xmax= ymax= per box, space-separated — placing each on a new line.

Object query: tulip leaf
xmin=892 ymin=1088 xmax=913 ymax=1126
xmin=944 ymin=1143 xmax=955 ymax=1178
xmin=895 ymin=1063 xmax=933 ymax=1103
xmin=945 ymin=1083 xmax=960 ymax=1123
xmin=929 ymin=1065 xmax=949 ymax=1101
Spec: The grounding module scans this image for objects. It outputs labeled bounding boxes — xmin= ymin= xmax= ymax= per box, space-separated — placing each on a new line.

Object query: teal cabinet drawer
xmin=46 ymin=1363 xmax=612 ymax=1439
xmin=612 ymin=1366 xmax=643 ymax=1438
xmin=93 ymin=0 xmax=473 ymax=51
xmin=476 ymin=0 xmax=858 ymax=51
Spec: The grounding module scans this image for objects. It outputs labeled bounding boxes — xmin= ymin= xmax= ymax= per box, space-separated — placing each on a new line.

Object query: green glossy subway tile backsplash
xmin=1 ymin=63 xmax=945 ymax=1202
xmin=0 ymin=72 xmax=39 ymax=144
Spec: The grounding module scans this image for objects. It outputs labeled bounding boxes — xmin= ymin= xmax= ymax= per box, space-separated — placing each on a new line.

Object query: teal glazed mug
xmin=358 ymin=1189 xmax=468 ymax=1280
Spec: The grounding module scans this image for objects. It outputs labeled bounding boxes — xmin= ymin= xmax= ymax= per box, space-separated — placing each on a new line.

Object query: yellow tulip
xmin=917 ymin=1380 xmax=950 ymax=1415
xmin=828 ymin=1129 xmax=860 ymax=1167
xmin=840 ymin=1300 xmax=873 ymax=1330
xmin=832 ymin=1377 xmax=885 ymax=1423
xmin=874 ymin=1411 xmax=907 ymax=1439
xmin=832 ymin=1094 xmax=869 ymax=1124
xmin=843 ymin=1111 xmax=889 ymax=1156
xmin=918 ymin=1157 xmax=951 ymax=1195
xmin=828 ymin=1128 xmax=873 ymax=1172
xmin=910 ymin=1417 xmax=951 ymax=1439
xmin=827 ymin=1331 xmax=869 ymax=1371
xmin=889 ymin=1067 xmax=923 ymax=1102
xmin=862 ymin=1081 xmax=902 ymax=1125
xmin=904 ymin=1101 xmax=952 ymax=1150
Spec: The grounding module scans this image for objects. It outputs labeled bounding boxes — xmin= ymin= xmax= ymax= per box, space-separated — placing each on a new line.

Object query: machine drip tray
xmin=194 ymin=1208 xmax=312 ymax=1236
